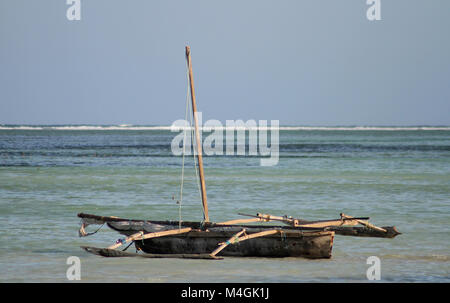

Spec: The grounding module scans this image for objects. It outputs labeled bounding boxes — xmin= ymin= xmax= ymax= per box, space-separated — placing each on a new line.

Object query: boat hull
xmin=134 ymin=230 xmax=334 ymax=259
xmin=106 ymin=220 xmax=334 ymax=259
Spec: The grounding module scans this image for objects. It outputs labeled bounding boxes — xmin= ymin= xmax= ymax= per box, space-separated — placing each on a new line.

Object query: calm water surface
xmin=0 ymin=126 xmax=449 ymax=282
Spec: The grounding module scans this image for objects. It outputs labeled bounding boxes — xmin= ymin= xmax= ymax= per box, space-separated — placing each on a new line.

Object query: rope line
xmin=79 ymin=220 xmax=104 ymax=237
xmin=178 ymin=64 xmax=191 ymax=229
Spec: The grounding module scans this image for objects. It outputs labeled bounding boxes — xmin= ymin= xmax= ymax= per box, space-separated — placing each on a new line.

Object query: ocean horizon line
xmin=1 ymin=124 xmax=450 ymax=131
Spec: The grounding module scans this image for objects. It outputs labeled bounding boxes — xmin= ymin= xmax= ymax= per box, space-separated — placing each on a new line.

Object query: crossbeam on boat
xmin=210 ymin=229 xmax=280 ymax=257
xmin=108 ymin=228 xmax=193 ymax=249
xmin=210 ymin=229 xmax=246 ymax=257
xmin=236 ymin=212 xmax=369 ymax=228
xmin=340 ymin=213 xmax=387 ymax=233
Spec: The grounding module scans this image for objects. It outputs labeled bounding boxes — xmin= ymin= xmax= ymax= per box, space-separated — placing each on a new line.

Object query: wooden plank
xmin=235 ymin=229 xmax=280 ymax=242
xmin=139 ymin=228 xmax=192 ymax=240
xmin=340 ymin=213 xmax=387 ymax=233
xmin=185 ymin=46 xmax=209 ymax=222
xmin=210 ymin=229 xmax=280 ymax=257
xmin=296 ymin=219 xmax=359 ymax=228
xmin=108 ymin=228 xmax=192 ymax=249
xmin=237 ymin=213 xmax=296 ymax=226
xmin=108 ymin=231 xmax=144 ymax=249
xmin=237 ymin=212 xmax=366 ymax=228
xmin=216 ymin=218 xmax=263 ymax=225
xmin=210 ymin=229 xmax=246 ymax=257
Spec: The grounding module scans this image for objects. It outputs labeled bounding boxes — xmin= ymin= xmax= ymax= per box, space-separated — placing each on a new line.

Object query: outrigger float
xmin=78 ymin=46 xmax=401 ymax=260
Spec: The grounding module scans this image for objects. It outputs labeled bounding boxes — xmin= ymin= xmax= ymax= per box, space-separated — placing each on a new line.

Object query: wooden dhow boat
xmin=78 ymin=46 xmax=400 ymax=260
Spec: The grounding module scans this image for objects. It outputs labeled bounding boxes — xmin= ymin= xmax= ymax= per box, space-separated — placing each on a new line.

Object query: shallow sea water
xmin=0 ymin=127 xmax=449 ymax=282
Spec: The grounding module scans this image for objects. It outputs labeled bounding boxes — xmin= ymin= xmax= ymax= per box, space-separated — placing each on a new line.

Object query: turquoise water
xmin=0 ymin=126 xmax=449 ymax=282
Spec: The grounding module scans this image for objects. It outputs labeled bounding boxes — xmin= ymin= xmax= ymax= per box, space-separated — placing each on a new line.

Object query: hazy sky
xmin=0 ymin=0 xmax=449 ymax=125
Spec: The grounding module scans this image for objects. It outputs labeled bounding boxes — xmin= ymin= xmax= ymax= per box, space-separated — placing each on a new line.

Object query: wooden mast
xmin=185 ymin=46 xmax=209 ymax=222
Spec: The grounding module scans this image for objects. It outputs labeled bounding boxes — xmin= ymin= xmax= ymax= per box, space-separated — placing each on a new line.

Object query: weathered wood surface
xmin=340 ymin=213 xmax=387 ymax=233
xmin=108 ymin=228 xmax=192 ymax=249
xmin=327 ymin=226 xmax=401 ymax=238
xmin=211 ymin=229 xmax=282 ymax=257
xmin=237 ymin=213 xmax=369 ymax=228
xmin=217 ymin=218 xmax=263 ymax=225
xmin=108 ymin=231 xmax=143 ymax=249
xmin=132 ymin=229 xmax=334 ymax=259
xmin=231 ymin=229 xmax=280 ymax=243
xmin=297 ymin=218 xmax=359 ymax=228
xmin=82 ymin=246 xmax=222 ymax=260
xmin=210 ymin=229 xmax=246 ymax=257
xmin=79 ymin=213 xmax=141 ymax=223
xmin=185 ymin=45 xmax=209 ymax=222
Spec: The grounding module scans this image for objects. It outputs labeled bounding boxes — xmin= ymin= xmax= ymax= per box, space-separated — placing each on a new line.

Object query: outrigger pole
xmin=186 ymin=46 xmax=209 ymax=222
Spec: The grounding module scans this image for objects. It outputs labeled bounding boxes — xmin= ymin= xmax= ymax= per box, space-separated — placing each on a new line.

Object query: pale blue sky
xmin=0 ymin=0 xmax=449 ymax=125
